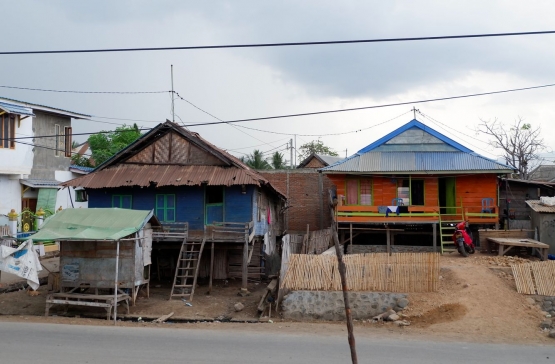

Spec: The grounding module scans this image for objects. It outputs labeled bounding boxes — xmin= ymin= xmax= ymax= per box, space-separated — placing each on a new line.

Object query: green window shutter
xmin=37 ymin=188 xmax=57 ymax=213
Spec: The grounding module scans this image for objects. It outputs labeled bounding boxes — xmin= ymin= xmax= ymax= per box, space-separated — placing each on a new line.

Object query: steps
xmin=439 ymin=220 xmax=459 ymax=254
xmin=169 ymin=237 xmax=206 ymax=301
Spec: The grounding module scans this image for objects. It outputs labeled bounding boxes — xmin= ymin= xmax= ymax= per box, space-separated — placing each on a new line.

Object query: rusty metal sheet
xmin=61 ymin=165 xmax=269 ymax=189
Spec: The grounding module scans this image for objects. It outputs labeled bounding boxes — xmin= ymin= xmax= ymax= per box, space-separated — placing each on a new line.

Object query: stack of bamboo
xmin=280 ymin=252 xmax=440 ymax=293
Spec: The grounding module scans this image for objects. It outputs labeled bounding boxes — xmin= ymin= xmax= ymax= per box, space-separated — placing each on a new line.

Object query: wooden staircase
xmin=439 ymin=220 xmax=458 ymax=254
xmin=169 ymin=236 xmax=206 ymax=301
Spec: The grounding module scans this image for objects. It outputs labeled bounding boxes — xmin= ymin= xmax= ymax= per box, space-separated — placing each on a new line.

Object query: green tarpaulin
xmin=30 ymin=208 xmax=157 ymax=241
xmin=37 ymin=188 xmax=57 ymax=213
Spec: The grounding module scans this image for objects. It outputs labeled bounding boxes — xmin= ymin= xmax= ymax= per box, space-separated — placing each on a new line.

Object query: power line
xmin=3 ymin=30 xmax=555 ymax=55
xmin=233 ymin=110 xmax=413 ymax=137
xmin=178 ymin=82 xmax=555 ymax=127
xmin=0 ymin=85 xmax=170 ymax=94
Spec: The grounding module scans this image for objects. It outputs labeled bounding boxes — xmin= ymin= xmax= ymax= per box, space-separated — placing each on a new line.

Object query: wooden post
xmin=241 ymin=223 xmax=249 ymax=294
xmin=386 ymin=226 xmax=391 ymax=255
xmin=349 ymin=223 xmax=353 ymax=254
xmin=208 ymin=241 xmax=215 ymax=294
xmin=432 ymin=223 xmax=437 ymax=252
xmin=114 ymin=240 xmax=120 ymax=325
xmin=332 ymin=221 xmax=358 ymax=364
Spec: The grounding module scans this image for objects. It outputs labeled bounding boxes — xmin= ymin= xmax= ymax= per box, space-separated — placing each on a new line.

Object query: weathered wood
xmin=153 ymin=312 xmax=174 ymax=323
xmin=487 ymin=237 xmax=548 ymax=260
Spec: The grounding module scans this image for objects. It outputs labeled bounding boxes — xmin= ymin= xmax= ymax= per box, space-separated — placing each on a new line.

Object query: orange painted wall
xmin=327 ymin=174 xmax=439 ymax=206
xmin=455 ymin=174 xmax=498 ymax=208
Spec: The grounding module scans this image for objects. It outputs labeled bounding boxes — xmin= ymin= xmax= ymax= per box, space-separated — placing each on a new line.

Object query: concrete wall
xmin=0 ymin=176 xmax=22 ymax=215
xmin=531 ymin=211 xmax=555 ymax=255
xmin=30 ymin=111 xmax=72 ymax=179
xmin=0 ymin=115 xmax=34 ymax=175
xmin=281 ymin=290 xmax=409 ymax=321
xmin=55 ymin=171 xmax=88 ymax=210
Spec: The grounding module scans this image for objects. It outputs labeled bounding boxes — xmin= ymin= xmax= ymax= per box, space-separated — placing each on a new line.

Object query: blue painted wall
xmin=88 ymin=185 xmax=255 ymax=231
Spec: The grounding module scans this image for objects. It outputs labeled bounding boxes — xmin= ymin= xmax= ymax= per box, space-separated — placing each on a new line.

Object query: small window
xmin=397 ymin=179 xmax=425 ymax=206
xmin=156 ymin=194 xmax=176 ymax=222
xmin=75 ymin=189 xmax=88 ymax=202
xmin=346 ymin=178 xmax=372 ymax=205
xmin=206 ymin=186 xmax=223 ymax=204
xmin=0 ymin=114 xmax=16 ymax=149
xmin=112 ymin=195 xmax=132 ymax=209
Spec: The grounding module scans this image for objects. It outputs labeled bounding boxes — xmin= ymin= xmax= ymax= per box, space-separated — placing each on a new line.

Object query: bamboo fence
xmin=512 ymin=260 xmax=555 ymax=296
xmin=301 ymin=228 xmax=333 ymax=255
xmin=280 ymin=252 xmax=440 ymax=293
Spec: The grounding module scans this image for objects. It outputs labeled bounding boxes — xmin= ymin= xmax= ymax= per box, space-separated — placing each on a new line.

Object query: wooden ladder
xmin=439 ymin=215 xmax=463 ymax=254
xmin=169 ymin=236 xmax=206 ymax=301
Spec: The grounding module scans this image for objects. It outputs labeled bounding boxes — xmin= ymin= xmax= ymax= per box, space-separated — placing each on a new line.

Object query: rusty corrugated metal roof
xmin=526 ymin=200 xmax=555 ymax=213
xmin=61 ymin=165 xmax=272 ymax=189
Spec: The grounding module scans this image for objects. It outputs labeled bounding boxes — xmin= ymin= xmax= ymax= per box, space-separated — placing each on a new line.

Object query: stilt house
xmin=320 ymin=119 xmax=515 ymax=253
xmin=62 ymin=121 xmax=285 ymax=298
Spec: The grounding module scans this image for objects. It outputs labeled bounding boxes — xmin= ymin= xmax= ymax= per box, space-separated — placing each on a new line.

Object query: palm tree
xmin=244 ymin=149 xmax=271 ymax=169
xmin=269 ymin=151 xmax=288 ymax=169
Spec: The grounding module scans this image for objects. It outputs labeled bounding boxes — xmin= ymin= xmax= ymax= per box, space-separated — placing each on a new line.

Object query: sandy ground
xmin=0 ymin=252 xmax=553 ymax=345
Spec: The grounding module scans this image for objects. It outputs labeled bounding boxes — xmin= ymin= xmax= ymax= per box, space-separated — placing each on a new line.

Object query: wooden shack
xmin=30 ymin=208 xmax=160 ymax=321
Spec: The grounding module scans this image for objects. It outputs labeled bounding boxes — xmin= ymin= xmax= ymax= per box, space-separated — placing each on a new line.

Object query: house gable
xmin=123 ymin=131 xmax=226 ymax=166
xmin=357 ymin=119 xmax=473 ymax=154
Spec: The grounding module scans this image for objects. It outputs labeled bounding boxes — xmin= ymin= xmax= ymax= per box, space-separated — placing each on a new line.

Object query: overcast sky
xmin=3 ymin=1 xmax=555 ymax=166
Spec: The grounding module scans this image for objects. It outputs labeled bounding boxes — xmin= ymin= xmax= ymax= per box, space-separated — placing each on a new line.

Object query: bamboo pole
xmin=332 ymin=218 xmax=357 ymax=363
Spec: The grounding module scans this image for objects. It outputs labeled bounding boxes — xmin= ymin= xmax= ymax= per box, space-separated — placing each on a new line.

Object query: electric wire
xmin=2 ymin=30 xmax=555 ymax=55
xmin=181 ymin=83 xmax=555 ymax=127
xmin=0 ymin=85 xmax=170 ymax=94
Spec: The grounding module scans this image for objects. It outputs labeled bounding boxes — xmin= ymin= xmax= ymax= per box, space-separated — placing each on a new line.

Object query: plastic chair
xmin=481 ymin=198 xmax=494 ymax=213
xmin=391 ymin=198 xmax=404 ymax=206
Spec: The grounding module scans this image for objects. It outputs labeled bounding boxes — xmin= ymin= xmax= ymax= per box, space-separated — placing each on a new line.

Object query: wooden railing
xmin=336 ymin=204 xmax=498 ymax=223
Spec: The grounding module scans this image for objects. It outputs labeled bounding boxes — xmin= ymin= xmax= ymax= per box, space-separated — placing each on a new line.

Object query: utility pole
xmin=289 ymin=139 xmax=293 ymax=169
xmin=294 ymin=134 xmax=297 ymax=167
xmin=171 ymin=65 xmax=175 ymax=123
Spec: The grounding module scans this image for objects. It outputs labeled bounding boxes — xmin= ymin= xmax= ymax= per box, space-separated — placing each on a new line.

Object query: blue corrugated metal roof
xmin=0 ymin=101 xmax=35 ymax=116
xmin=322 ymin=118 xmax=514 ymax=174
xmin=0 ymin=97 xmax=90 ymax=118
xmin=69 ymin=165 xmax=95 ymax=173
xmin=321 ymin=152 xmax=514 ymax=173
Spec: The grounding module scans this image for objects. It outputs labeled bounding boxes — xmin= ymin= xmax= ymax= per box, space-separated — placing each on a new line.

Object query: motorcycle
xmin=452 ymin=221 xmax=475 ymax=257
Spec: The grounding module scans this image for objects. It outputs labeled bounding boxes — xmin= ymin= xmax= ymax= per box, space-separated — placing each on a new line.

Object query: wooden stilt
xmin=208 ymin=241 xmax=215 ymax=294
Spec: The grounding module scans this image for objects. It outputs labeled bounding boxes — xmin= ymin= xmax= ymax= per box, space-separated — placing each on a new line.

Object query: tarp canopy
xmin=30 ymin=208 xmax=159 ymax=241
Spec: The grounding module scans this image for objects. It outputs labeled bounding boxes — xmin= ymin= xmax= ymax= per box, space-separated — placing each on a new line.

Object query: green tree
xmin=243 ymin=149 xmax=271 ymax=170
xmin=269 ymin=151 xmax=288 ymax=169
xmin=88 ymin=123 xmax=141 ymax=166
xmin=298 ymin=140 xmax=339 ymax=160
xmin=70 ymin=153 xmax=94 ymax=168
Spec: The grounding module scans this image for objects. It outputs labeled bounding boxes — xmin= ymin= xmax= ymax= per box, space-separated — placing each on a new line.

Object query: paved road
xmin=0 ymin=321 xmax=552 ymax=363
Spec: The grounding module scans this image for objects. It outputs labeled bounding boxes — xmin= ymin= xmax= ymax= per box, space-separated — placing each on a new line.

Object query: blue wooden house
xmin=63 ymin=121 xmax=285 ymax=291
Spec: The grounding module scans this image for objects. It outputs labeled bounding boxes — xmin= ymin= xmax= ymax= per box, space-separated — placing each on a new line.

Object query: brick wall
xmin=261 ymin=170 xmax=334 ymax=232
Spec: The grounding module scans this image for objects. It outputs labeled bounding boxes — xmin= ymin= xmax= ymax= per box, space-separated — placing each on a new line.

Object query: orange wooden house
xmin=321 ymin=119 xmax=514 ymax=253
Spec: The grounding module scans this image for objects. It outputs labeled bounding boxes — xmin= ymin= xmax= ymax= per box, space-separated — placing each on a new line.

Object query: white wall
xmin=0 ymin=175 xmax=22 ymax=216
xmin=55 ymin=171 xmax=88 ymax=209
xmin=0 ymin=116 xmax=34 ymax=175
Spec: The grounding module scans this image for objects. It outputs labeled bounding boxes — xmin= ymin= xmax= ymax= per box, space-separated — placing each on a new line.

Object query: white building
xmin=0 ymin=97 xmax=90 ymax=230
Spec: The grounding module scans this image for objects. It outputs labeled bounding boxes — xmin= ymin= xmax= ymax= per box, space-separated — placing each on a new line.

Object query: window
xmin=397 ymin=179 xmax=425 ymax=206
xmin=0 ymin=114 xmax=16 ymax=149
xmin=206 ymin=186 xmax=223 ymax=204
xmin=156 ymin=194 xmax=176 ymax=222
xmin=75 ymin=189 xmax=88 ymax=202
xmin=112 ymin=195 xmax=132 ymax=209
xmin=346 ymin=178 xmax=372 ymax=205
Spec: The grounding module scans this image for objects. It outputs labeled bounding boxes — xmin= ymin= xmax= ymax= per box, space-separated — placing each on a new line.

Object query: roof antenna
xmin=171 ymin=65 xmax=175 ymax=123
xmin=412 ymin=106 xmax=419 ymax=120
